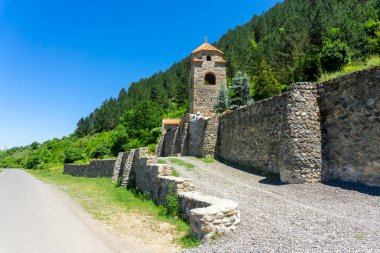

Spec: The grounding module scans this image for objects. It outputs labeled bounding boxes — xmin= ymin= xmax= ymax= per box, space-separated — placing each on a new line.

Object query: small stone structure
xmin=64 ymin=159 xmax=115 ymax=177
xmin=189 ymin=41 xmax=227 ymax=115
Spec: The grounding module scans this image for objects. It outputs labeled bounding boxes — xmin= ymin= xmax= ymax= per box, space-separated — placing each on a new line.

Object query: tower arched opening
xmin=205 ymin=73 xmax=216 ymax=85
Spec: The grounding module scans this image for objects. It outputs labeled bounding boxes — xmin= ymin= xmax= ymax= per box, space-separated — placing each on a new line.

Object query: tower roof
xmin=191 ymin=42 xmax=224 ymax=55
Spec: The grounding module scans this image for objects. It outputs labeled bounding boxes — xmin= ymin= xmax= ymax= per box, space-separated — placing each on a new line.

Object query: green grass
xmin=198 ymin=157 xmax=216 ymax=163
xmin=27 ymin=166 xmax=199 ymax=248
xmin=157 ymin=158 xmax=168 ymax=164
xmin=169 ymin=158 xmax=195 ymax=170
xmin=319 ymin=55 xmax=380 ymax=82
xmin=172 ymin=168 xmax=180 ymax=177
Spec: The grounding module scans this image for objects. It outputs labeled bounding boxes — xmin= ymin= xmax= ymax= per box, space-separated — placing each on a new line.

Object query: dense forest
xmin=1 ymin=0 xmax=379 ymax=169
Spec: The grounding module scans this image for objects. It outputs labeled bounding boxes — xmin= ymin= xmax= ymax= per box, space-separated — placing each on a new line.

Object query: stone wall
xmin=64 ymin=159 xmax=116 ymax=178
xmin=111 ymin=147 xmax=240 ymax=241
xmin=318 ymin=66 xmax=380 ymax=186
xmin=218 ymin=83 xmax=322 ymax=183
xmin=162 ymin=128 xmax=181 ymax=157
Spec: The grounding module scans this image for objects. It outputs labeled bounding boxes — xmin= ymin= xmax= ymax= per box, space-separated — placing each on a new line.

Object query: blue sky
xmin=0 ymin=0 xmax=282 ymax=149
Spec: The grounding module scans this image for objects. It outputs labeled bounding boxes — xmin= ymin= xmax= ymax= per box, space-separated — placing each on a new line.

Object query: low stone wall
xmin=319 ymin=66 xmax=380 ymax=186
xmin=112 ymin=147 xmax=240 ymax=241
xmin=178 ymin=191 xmax=240 ymax=240
xmin=218 ymin=83 xmax=322 ymax=183
xmin=64 ymin=159 xmax=116 ymax=177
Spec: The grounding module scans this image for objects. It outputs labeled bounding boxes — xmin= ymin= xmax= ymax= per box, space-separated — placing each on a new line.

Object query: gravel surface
xmin=169 ymin=157 xmax=380 ymax=253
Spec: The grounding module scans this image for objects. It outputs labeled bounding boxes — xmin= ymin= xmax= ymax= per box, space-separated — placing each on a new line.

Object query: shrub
xmin=90 ymin=145 xmax=110 ymax=159
xmin=24 ymin=154 xmax=41 ymax=169
xmin=164 ymin=187 xmax=181 ymax=218
xmin=64 ymin=148 xmax=84 ymax=164
xmin=320 ymin=39 xmax=351 ymax=72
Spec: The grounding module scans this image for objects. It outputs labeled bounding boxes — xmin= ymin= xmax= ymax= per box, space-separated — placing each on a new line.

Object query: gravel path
xmin=168 ymin=157 xmax=380 ymax=253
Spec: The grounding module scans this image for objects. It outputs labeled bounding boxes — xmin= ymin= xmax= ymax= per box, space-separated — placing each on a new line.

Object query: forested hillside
xmin=1 ymin=0 xmax=379 ymax=169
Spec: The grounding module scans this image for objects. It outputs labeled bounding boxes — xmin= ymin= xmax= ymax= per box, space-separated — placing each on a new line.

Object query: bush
xmin=90 ymin=145 xmax=110 ymax=159
xmin=320 ymin=39 xmax=351 ymax=72
xmin=24 ymin=154 xmax=41 ymax=169
xmin=164 ymin=187 xmax=181 ymax=218
xmin=64 ymin=148 xmax=84 ymax=164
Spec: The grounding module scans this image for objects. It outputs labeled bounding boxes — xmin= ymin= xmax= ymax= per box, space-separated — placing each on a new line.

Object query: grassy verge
xmin=198 ymin=157 xmax=216 ymax=163
xmin=319 ymin=55 xmax=380 ymax=82
xmin=27 ymin=166 xmax=199 ymax=248
xmin=169 ymin=158 xmax=195 ymax=170
xmin=157 ymin=158 xmax=168 ymax=164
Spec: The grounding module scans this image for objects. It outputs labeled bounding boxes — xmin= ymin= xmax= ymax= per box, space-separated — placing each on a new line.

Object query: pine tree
xmin=229 ymin=72 xmax=251 ymax=110
xmin=214 ymin=85 xmax=228 ymax=113
xmin=253 ymin=60 xmax=281 ymax=101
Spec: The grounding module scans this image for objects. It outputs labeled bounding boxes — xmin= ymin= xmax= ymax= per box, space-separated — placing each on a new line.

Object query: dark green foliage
xmin=321 ymin=39 xmax=351 ymax=72
xmin=64 ymin=148 xmax=84 ymax=164
xmin=295 ymin=52 xmax=323 ymax=81
xmin=24 ymin=154 xmax=41 ymax=169
xmin=110 ymin=129 xmax=129 ymax=156
xmin=30 ymin=142 xmax=40 ymax=150
xmin=75 ymin=117 xmax=93 ymax=137
xmin=253 ymin=60 xmax=281 ymax=101
xmin=229 ymin=72 xmax=251 ymax=110
xmin=364 ymin=19 xmax=380 ymax=54
xmin=163 ymin=187 xmax=181 ymax=218
xmin=90 ymin=145 xmax=110 ymax=159
xmin=214 ymin=85 xmax=228 ymax=113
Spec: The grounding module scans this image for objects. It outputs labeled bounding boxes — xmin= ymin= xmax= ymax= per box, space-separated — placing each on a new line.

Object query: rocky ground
xmin=169 ymin=157 xmax=380 ymax=253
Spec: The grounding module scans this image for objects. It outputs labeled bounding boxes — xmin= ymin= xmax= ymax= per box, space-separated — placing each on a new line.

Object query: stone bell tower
xmin=189 ymin=39 xmax=227 ymax=115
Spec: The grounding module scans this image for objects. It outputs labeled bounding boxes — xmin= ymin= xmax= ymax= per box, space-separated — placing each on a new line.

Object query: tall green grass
xmin=319 ymin=56 xmax=380 ymax=82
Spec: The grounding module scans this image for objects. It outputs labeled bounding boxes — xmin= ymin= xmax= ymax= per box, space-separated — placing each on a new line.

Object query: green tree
xmin=320 ymin=39 xmax=351 ymax=72
xmin=253 ymin=60 xmax=281 ymax=101
xmin=214 ymin=85 xmax=228 ymax=113
xmin=229 ymin=72 xmax=251 ymax=110
xmin=364 ymin=19 xmax=380 ymax=55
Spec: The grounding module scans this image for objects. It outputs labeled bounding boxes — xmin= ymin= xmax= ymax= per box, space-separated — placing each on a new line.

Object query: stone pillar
xmin=279 ymin=83 xmax=322 ymax=183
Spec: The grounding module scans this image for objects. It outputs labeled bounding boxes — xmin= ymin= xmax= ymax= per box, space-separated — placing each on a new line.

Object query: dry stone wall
xmin=218 ymin=83 xmax=322 ymax=183
xmin=112 ymin=147 xmax=240 ymax=241
xmin=319 ymin=66 xmax=380 ymax=186
xmin=64 ymin=159 xmax=115 ymax=178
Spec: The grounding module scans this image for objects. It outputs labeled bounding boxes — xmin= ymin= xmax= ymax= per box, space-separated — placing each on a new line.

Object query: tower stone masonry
xmin=189 ymin=41 xmax=227 ymax=115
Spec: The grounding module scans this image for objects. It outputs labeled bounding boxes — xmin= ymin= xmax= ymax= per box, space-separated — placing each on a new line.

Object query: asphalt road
xmin=0 ymin=169 xmax=113 ymax=253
